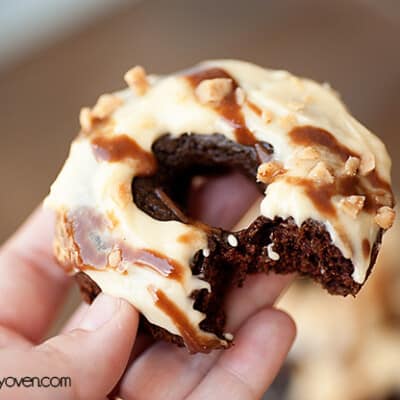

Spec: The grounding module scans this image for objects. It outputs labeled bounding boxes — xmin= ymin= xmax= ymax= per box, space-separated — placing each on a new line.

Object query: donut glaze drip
xmin=45 ymin=60 xmax=394 ymax=351
xmin=151 ymin=288 xmax=225 ymax=354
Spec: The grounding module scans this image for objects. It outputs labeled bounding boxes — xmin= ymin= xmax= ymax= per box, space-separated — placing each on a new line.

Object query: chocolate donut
xmin=45 ymin=60 xmax=395 ymax=353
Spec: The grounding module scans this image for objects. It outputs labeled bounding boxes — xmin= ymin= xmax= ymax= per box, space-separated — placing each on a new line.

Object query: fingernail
xmin=78 ymin=293 xmax=121 ymax=331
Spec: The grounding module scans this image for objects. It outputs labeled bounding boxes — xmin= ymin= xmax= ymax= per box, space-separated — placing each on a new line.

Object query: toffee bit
xmin=359 ymin=152 xmax=375 ymax=175
xmin=124 ymin=65 xmax=149 ymax=95
xmin=195 ymin=78 xmax=233 ymax=104
xmin=375 ymin=206 xmax=395 ymax=229
xmin=339 ymin=195 xmax=365 ymax=218
xmin=344 ymin=156 xmax=360 ymax=176
xmin=257 ymin=161 xmax=286 ymax=184
xmin=308 ymin=161 xmax=334 ymax=185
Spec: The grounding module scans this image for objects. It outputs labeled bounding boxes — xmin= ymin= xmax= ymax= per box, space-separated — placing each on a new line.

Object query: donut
xmin=45 ymin=60 xmax=395 ymax=353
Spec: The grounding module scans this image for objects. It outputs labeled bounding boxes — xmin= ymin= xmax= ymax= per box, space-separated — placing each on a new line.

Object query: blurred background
xmin=0 ymin=0 xmax=399 ymax=398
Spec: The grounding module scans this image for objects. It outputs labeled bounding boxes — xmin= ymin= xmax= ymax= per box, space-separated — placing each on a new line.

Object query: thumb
xmin=0 ymin=293 xmax=138 ymax=400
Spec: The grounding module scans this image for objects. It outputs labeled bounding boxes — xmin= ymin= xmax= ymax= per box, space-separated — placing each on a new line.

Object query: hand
xmin=0 ymin=172 xmax=296 ymax=400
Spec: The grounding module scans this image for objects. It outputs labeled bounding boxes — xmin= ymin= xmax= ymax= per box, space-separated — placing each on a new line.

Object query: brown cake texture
xmin=74 ymin=132 xmax=383 ymax=347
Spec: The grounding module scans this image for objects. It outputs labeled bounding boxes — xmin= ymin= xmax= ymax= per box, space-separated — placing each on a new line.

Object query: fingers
xmin=0 ymin=207 xmax=71 ymax=342
xmin=118 ymin=273 xmax=292 ymax=400
xmin=188 ymin=309 xmax=296 ymax=400
xmin=0 ymin=294 xmax=138 ymax=400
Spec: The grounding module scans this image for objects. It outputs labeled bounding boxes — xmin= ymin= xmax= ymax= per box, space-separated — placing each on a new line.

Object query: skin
xmin=0 ymin=173 xmax=296 ymax=400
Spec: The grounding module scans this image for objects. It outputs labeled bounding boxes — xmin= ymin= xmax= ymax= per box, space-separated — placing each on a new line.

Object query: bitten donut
xmin=45 ymin=60 xmax=395 ymax=353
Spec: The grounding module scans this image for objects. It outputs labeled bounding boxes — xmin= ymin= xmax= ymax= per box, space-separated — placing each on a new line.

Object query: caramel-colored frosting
xmin=45 ymin=60 xmax=394 ymax=352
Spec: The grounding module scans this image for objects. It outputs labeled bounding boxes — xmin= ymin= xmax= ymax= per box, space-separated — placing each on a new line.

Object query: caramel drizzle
xmin=151 ymin=288 xmax=226 ymax=353
xmin=289 ymin=126 xmax=392 ymax=195
xmin=91 ymin=134 xmax=157 ymax=176
xmin=286 ymin=175 xmax=388 ymax=219
xmin=290 ymin=125 xmax=351 ymax=162
xmin=288 ymin=126 xmax=394 ymax=216
xmin=185 ymin=67 xmax=257 ymax=145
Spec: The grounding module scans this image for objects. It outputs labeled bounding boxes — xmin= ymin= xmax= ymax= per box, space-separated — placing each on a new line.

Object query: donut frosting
xmin=45 ymin=60 xmax=394 ymax=352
